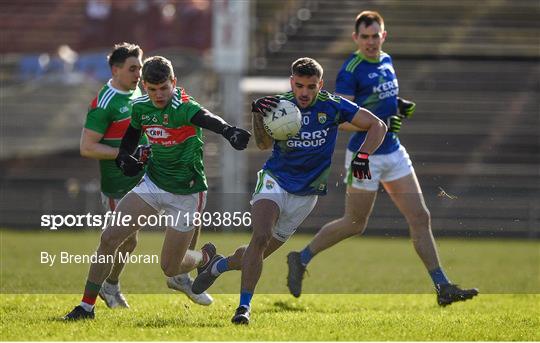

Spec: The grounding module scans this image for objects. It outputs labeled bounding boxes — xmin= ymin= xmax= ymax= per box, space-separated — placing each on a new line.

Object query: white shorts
xmin=130 ymin=174 xmax=207 ymax=232
xmin=100 ymin=193 xmax=120 ymax=212
xmin=345 ymin=145 xmax=414 ymax=191
xmin=251 ymin=170 xmax=318 ymax=242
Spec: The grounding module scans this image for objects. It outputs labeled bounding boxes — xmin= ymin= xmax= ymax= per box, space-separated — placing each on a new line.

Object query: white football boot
xmin=167 ymin=273 xmax=213 ymax=306
xmin=99 ymin=281 xmax=129 ymax=308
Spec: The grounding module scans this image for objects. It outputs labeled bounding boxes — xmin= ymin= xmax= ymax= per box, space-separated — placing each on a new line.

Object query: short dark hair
xmin=355 ymin=11 xmax=385 ymax=33
xmin=142 ymin=56 xmax=175 ymax=84
xmin=107 ymin=42 xmax=142 ymax=68
xmin=291 ymin=57 xmax=323 ymax=79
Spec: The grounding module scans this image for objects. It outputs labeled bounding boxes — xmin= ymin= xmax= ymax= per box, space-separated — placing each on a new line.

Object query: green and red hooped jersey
xmin=84 ymin=80 xmax=147 ymax=198
xmin=130 ymin=87 xmax=207 ymax=195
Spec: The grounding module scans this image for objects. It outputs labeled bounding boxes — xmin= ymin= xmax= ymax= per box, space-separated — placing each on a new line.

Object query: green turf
xmin=1 ymin=230 xmax=538 ymax=294
xmin=1 ymin=294 xmax=538 ymax=341
xmin=1 ymin=229 xmax=539 ymax=340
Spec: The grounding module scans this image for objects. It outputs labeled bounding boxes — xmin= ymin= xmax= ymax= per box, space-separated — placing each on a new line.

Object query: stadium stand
xmin=0 ymin=1 xmax=84 ymax=54
xmin=248 ymin=0 xmax=540 ymax=236
xmin=0 ymin=0 xmax=538 ymax=236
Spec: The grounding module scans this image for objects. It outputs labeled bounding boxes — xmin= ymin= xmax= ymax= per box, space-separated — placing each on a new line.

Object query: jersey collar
xmin=354 ymin=50 xmax=381 ymax=63
xmin=107 ymin=79 xmax=134 ymax=95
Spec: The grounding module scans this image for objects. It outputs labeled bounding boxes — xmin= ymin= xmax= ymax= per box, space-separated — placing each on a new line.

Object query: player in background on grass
xmin=286 ymin=11 xmax=479 ymax=306
xmin=80 ymin=43 xmax=212 ymax=308
xmin=64 ymin=55 xmax=251 ymax=320
xmin=80 ymin=42 xmax=146 ymax=309
xmin=191 ymin=57 xmax=387 ymax=324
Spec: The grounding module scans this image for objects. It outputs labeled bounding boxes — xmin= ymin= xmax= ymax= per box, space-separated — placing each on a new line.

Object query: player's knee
xmin=251 ymin=232 xmax=271 ymax=250
xmin=119 ymin=234 xmax=138 ymax=254
xmin=408 ymin=208 xmax=431 ymax=230
xmin=344 ymin=215 xmax=368 ymax=235
xmin=352 ymin=219 xmax=368 ymax=235
xmin=99 ymin=230 xmax=123 ymax=253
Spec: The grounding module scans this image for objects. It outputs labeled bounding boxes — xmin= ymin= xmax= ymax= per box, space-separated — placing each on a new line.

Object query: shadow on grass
xmin=50 ymin=316 xmax=96 ymax=324
xmin=258 ymin=300 xmax=308 ymax=313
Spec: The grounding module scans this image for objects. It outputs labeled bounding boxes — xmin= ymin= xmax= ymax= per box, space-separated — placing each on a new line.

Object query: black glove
xmin=251 ymin=96 xmax=280 ymax=116
xmin=397 ymin=97 xmax=416 ymax=118
xmin=387 ymin=115 xmax=403 ymax=133
xmin=351 ymin=151 xmax=371 ymax=180
xmin=133 ymin=144 xmax=152 ymax=164
xmin=222 ymin=126 xmax=251 ymax=150
xmin=115 ymin=150 xmax=144 ymax=177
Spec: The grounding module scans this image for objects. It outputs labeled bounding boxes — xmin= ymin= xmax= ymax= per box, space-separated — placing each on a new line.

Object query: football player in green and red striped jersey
xmin=79 ymin=44 xmax=211 ymax=312
xmin=65 ymin=55 xmax=251 ymax=320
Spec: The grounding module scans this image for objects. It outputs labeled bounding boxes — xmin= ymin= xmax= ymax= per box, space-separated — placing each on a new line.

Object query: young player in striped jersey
xmin=80 ymin=43 xmax=146 ymax=309
xmin=80 ymin=44 xmax=212 ymax=309
xmin=287 ymin=11 xmax=479 ymax=306
xmin=191 ymin=57 xmax=387 ymax=324
xmin=64 ymin=55 xmax=250 ymax=320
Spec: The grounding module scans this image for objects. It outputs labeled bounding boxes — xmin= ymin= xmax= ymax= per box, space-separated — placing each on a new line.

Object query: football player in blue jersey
xmin=191 ymin=57 xmax=387 ymax=324
xmin=286 ymin=11 xmax=478 ymax=307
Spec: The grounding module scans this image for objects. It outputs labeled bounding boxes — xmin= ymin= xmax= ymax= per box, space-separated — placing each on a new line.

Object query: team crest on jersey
xmin=119 ymin=106 xmax=129 ymax=113
xmin=163 ymin=114 xmax=169 ymax=125
xmin=317 ymin=112 xmax=327 ymax=124
xmin=265 ymin=179 xmax=274 ymax=190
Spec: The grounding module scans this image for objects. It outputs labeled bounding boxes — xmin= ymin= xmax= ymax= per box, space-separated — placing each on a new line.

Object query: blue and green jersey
xmin=336 ymin=51 xmax=400 ymax=155
xmin=262 ymin=90 xmax=359 ymax=196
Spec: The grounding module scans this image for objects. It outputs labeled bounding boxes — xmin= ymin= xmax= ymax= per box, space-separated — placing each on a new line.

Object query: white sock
xmin=79 ymin=301 xmax=94 ymax=312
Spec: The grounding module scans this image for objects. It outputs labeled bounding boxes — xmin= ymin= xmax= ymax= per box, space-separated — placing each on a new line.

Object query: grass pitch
xmin=1 ymin=294 xmax=538 ymax=341
xmin=1 ymin=229 xmax=539 ymax=340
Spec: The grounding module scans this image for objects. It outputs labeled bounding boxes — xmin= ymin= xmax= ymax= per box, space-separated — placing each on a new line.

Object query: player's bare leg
xmin=100 ymin=195 xmax=138 ymax=308
xmin=88 ymin=193 xmax=156 ymax=285
xmin=189 ymin=225 xmax=200 ymax=249
xmin=309 ymin=187 xmax=377 ymax=254
xmin=383 ymin=172 xmax=478 ymax=305
xmin=160 ymin=227 xmax=200 ymax=277
xmin=228 ymin=238 xmax=283 ymax=270
xmin=64 ymin=192 xmax=156 ymax=320
xmin=286 ymin=187 xmax=376 ymax=297
xmin=166 ymin=225 xmax=214 ymax=305
xmin=106 ymin=233 xmax=138 ymax=283
xmin=240 ymin=200 xmax=279 ymax=290
xmin=230 ymin=199 xmax=279 ymax=324
xmin=383 ymin=172 xmax=439 ymax=270
xmin=99 ymin=232 xmax=138 ymax=308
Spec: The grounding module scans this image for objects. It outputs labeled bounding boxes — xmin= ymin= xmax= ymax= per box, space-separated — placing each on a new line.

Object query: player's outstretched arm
xmin=338 ymin=122 xmax=365 ymax=132
xmin=350 ymin=108 xmax=387 ymax=155
xmin=80 ymin=128 xmax=119 ymax=160
xmin=190 ymin=109 xmax=251 ymax=150
xmin=348 ymin=108 xmax=386 ymax=180
xmin=335 ymin=93 xmax=365 ymax=132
